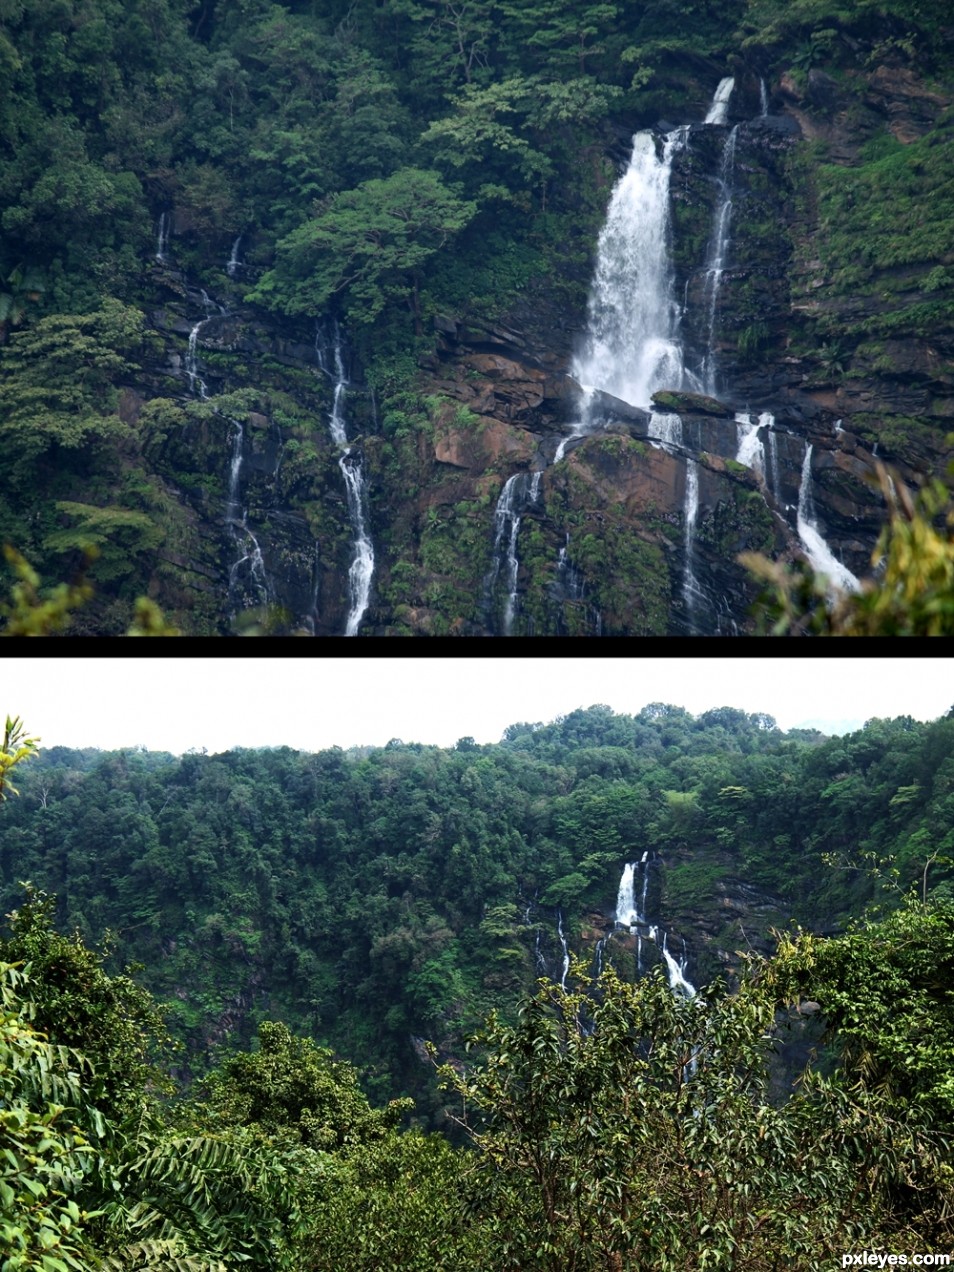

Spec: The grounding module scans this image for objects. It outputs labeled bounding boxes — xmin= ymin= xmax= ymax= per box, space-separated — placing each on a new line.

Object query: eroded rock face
xmin=135 ymin=57 xmax=948 ymax=638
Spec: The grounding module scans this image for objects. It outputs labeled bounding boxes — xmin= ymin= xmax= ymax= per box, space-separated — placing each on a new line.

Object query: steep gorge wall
xmin=127 ymin=57 xmax=952 ymax=637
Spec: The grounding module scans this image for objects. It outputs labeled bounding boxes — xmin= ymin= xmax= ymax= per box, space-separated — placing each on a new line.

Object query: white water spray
xmin=734 ymin=411 xmax=770 ymax=475
xmin=226 ymin=236 xmax=242 ymax=278
xmin=661 ymin=933 xmax=697 ymax=997
xmin=573 ymin=129 xmax=690 ymax=412
xmin=557 ymin=912 xmax=570 ymax=990
xmin=704 ymin=77 xmax=735 ymax=125
xmin=648 ymin=412 xmax=683 ymax=448
xmin=486 ymin=474 xmax=527 ymax=636
xmin=316 ymin=325 xmax=375 ymax=636
xmin=797 ymin=444 xmax=860 ymax=592
xmin=701 ymin=125 xmax=739 ymax=394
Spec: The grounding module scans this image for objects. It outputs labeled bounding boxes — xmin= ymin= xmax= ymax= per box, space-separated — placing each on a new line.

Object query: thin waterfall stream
xmin=180 ymin=289 xmax=272 ymax=617
xmin=701 ymin=124 xmax=739 ymax=395
xmin=797 ymin=445 xmax=861 ymax=593
xmin=315 ymin=324 xmax=375 ymax=636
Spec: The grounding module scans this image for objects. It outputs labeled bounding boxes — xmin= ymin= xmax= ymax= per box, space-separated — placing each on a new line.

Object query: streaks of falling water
xmin=704 ymin=76 xmax=735 ymax=125
xmin=760 ymin=77 xmax=770 ymax=117
xmin=485 ymin=473 xmax=531 ymax=636
xmin=316 ymin=323 xmax=375 ymax=636
xmin=612 ymin=858 xmax=696 ymax=997
xmin=661 ymin=932 xmax=697 ymax=998
xmin=557 ymin=911 xmax=570 ymax=991
xmin=701 ymin=125 xmax=739 ymax=396
xmin=796 ymin=444 xmax=861 ymax=593
xmin=648 ymin=411 xmax=683 ymax=448
xmin=225 ymin=421 xmax=269 ymax=613
xmin=226 ymin=235 xmax=242 ymax=278
xmin=734 ymin=411 xmax=768 ymax=476
xmin=339 ymin=452 xmax=375 ymax=638
xmin=572 ymin=129 xmax=691 ymax=413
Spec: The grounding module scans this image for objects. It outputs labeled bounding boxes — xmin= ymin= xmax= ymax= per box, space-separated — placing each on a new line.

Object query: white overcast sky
xmin=3 ymin=655 xmax=951 ymax=755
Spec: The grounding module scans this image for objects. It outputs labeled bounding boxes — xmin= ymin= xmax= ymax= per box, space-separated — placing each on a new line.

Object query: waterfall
xmin=184 ymin=293 xmax=226 ymax=400
xmin=572 ymin=129 xmax=690 ymax=412
xmin=682 ymin=460 xmax=702 ymax=630
xmin=226 ymin=236 xmax=242 ymax=278
xmin=316 ymin=324 xmax=375 ymax=636
xmin=185 ymin=321 xmax=209 ymax=399
xmin=700 ymin=126 xmax=739 ymax=395
xmin=155 ymin=212 xmax=170 ymax=263
xmin=734 ymin=411 xmax=768 ymax=475
xmin=615 ymin=862 xmax=639 ymax=929
xmin=766 ymin=426 xmax=783 ymax=507
xmin=648 ymin=412 xmax=683 ymax=448
xmin=340 ymin=453 xmax=375 ymax=637
xmin=557 ymin=911 xmax=570 ymax=990
xmin=485 ymin=473 xmax=532 ymax=636
xmin=797 ymin=444 xmax=861 ymax=592
xmin=661 ymin=933 xmax=697 ymax=998
xmin=704 ymin=77 xmax=735 ymax=125
xmin=225 ymin=422 xmax=270 ymax=612
xmin=760 ymin=77 xmax=770 ymax=116
xmin=611 ymin=858 xmax=696 ymax=996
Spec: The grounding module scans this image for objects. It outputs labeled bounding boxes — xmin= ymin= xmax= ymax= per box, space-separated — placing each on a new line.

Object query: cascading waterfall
xmin=572 ymin=128 xmax=691 ymax=413
xmin=760 ymin=77 xmax=770 ymax=116
xmin=734 ymin=411 xmax=769 ymax=475
xmin=557 ymin=911 xmax=570 ymax=990
xmin=648 ymin=412 xmax=683 ymax=448
xmin=180 ymin=291 xmax=272 ymax=617
xmin=185 ymin=320 xmax=209 ymax=399
xmin=797 ymin=446 xmax=861 ymax=592
xmin=226 ymin=421 xmax=270 ymax=612
xmin=226 ymin=236 xmax=242 ymax=278
xmin=315 ymin=324 xmax=375 ymax=636
xmin=701 ymin=125 xmax=739 ymax=395
xmin=340 ymin=455 xmax=375 ymax=638
xmin=797 ymin=444 xmax=860 ymax=592
xmin=612 ymin=858 xmax=696 ymax=997
xmin=704 ymin=76 xmax=735 ymax=125
xmin=485 ymin=474 xmax=527 ymax=636
xmin=661 ymin=933 xmax=697 ymax=998
xmin=615 ymin=862 xmax=639 ymax=929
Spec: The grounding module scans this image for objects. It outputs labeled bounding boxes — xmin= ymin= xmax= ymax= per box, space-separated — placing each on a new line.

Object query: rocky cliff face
xmin=130 ymin=58 xmax=951 ymax=637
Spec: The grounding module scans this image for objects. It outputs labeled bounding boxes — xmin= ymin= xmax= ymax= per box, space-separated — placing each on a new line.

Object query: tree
xmin=249 ymin=169 xmax=476 ymax=328
xmin=206 ymin=1019 xmax=411 ymax=1149
xmin=0 ymin=299 xmax=145 ymax=477
xmin=770 ymin=896 xmax=954 ymax=1131
xmin=440 ymin=959 xmax=953 ymax=1269
xmin=0 ymin=961 xmax=100 ymax=1272
xmin=0 ymin=715 xmax=39 ymax=801
xmin=0 ymin=886 xmax=174 ymax=1120
xmin=0 ymin=263 xmax=45 ymax=344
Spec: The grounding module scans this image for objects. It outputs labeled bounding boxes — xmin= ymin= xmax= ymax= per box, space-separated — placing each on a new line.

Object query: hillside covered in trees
xmin=3 ymin=703 xmax=954 ymax=1268
xmin=1 ymin=0 xmax=952 ymax=635
xmin=3 ymin=703 xmax=953 ymax=1102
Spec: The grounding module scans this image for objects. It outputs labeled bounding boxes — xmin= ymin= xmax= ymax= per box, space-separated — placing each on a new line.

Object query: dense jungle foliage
xmin=2 ymin=702 xmax=954 ymax=1107
xmin=0 ymin=0 xmax=952 ymax=631
xmin=3 ymin=706 xmax=954 ymax=1269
